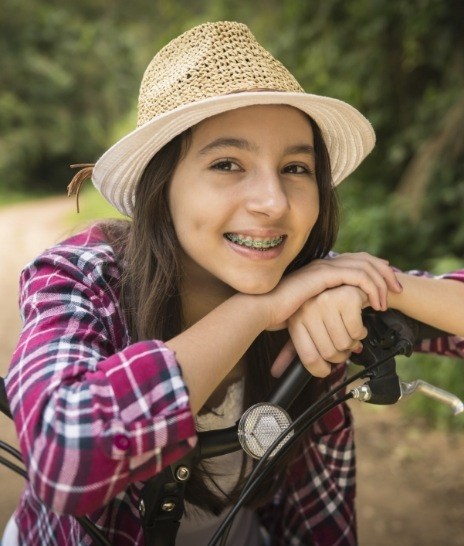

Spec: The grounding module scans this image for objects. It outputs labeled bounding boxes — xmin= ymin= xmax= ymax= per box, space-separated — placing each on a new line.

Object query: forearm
xmin=170 ymin=253 xmax=407 ymax=394
xmin=166 ymin=293 xmax=267 ymax=413
xmin=388 ymin=272 xmax=464 ymax=336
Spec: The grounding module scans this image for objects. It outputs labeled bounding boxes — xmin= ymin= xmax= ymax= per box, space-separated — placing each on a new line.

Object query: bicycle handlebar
xmin=0 ymin=309 xmax=458 ymax=546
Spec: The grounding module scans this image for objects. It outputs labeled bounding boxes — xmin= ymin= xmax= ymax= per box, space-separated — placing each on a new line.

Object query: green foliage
xmin=1 ymin=1 xmax=137 ymax=191
xmin=265 ymin=0 xmax=464 ymax=269
xmin=0 ymin=0 xmax=200 ymax=193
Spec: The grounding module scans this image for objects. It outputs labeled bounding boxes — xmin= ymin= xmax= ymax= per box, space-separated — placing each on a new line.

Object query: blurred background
xmin=1 ymin=0 xmax=463 ymax=543
xmin=1 ymin=0 xmax=464 ymax=269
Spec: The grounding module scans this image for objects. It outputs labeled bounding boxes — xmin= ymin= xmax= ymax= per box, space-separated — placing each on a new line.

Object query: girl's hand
xmin=315 ymin=252 xmax=402 ymax=311
xmin=271 ymin=285 xmax=369 ymax=378
xmin=263 ymin=252 xmax=402 ymax=331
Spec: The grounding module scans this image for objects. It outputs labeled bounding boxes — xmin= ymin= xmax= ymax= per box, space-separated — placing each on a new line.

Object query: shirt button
xmin=114 ymin=434 xmax=130 ymax=450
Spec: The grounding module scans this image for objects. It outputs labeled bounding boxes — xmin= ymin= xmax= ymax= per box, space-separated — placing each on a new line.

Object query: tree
xmin=0 ymin=0 xmax=203 ymax=193
xmin=265 ymin=0 xmax=464 ymax=269
xmin=2 ymin=0 xmax=463 ymax=268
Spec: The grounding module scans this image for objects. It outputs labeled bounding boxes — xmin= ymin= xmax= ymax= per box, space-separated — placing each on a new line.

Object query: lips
xmin=224 ymin=233 xmax=285 ymax=250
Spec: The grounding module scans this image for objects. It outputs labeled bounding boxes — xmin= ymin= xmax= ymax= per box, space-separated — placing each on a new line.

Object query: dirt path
xmin=351 ymin=401 xmax=464 ymax=545
xmin=0 ymin=198 xmax=463 ymax=543
xmin=0 ymin=196 xmax=74 ymax=534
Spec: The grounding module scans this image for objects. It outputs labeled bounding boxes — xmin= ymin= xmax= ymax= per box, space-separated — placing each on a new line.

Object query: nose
xmin=245 ymin=169 xmax=290 ymax=219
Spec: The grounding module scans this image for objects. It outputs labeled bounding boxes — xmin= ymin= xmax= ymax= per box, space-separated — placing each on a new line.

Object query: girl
xmin=5 ymin=21 xmax=464 ymax=546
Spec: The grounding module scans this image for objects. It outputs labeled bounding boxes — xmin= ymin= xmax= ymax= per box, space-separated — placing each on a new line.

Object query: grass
xmin=0 ymin=189 xmax=52 ymax=208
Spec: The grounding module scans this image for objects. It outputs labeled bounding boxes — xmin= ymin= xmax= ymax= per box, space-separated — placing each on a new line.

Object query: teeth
xmin=225 ymin=233 xmax=284 ymax=250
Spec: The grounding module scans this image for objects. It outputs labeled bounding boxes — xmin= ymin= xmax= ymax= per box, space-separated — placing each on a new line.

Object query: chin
xmin=232 ymin=278 xmax=280 ymax=295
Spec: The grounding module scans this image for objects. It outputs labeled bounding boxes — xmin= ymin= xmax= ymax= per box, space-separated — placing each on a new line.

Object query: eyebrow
xmin=285 ymin=144 xmax=315 ymax=157
xmin=197 ymin=137 xmax=258 ymax=156
xmin=198 ymin=138 xmax=315 ymax=157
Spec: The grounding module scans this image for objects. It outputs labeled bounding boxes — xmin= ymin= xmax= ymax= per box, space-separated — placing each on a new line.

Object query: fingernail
xmin=352 ymin=344 xmax=363 ymax=354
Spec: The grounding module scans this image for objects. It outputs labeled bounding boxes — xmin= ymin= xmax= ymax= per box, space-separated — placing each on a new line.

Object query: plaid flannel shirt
xmin=6 ymin=225 xmax=464 ymax=545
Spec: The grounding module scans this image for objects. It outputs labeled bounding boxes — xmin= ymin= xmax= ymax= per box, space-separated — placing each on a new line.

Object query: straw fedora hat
xmin=90 ymin=21 xmax=375 ymax=217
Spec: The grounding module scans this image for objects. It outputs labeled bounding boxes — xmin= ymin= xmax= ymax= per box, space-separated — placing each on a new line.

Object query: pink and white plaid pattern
xmin=6 ymin=225 xmax=464 ymax=545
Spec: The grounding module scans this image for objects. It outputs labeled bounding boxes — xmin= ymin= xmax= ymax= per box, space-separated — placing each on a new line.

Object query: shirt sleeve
xmin=5 ymin=244 xmax=197 ymax=516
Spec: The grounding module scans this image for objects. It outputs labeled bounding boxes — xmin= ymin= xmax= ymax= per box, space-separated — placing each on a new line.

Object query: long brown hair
xmin=101 ymin=115 xmax=339 ymax=513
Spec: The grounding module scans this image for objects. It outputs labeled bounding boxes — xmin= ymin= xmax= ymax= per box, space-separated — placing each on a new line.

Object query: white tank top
xmin=2 ymin=515 xmax=19 ymax=546
xmin=176 ymin=379 xmax=262 ymax=545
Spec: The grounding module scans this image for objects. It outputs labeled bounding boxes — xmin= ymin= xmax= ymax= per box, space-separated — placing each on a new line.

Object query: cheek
xmin=172 ymin=185 xmax=233 ymax=236
xmin=298 ymin=190 xmax=320 ymax=235
xmin=170 ymin=196 xmax=221 ymax=245
xmin=169 ymin=181 xmax=199 ymax=232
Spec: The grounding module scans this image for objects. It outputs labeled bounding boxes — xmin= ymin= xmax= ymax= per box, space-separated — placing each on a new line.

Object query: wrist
xmin=230 ymin=292 xmax=270 ymax=331
xmin=386 ymin=272 xmax=407 ymax=312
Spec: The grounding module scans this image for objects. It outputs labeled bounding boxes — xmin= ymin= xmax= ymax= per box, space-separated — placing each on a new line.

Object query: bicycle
xmin=1 ymin=308 xmax=462 ymax=546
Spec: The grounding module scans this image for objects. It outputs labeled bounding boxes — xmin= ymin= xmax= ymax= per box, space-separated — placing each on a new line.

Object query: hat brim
xmin=92 ymin=91 xmax=375 ymax=217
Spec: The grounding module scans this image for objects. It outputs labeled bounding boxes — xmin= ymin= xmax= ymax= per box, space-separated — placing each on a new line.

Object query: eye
xmin=283 ymin=163 xmax=313 ymax=175
xmin=210 ymin=159 xmax=242 ymax=172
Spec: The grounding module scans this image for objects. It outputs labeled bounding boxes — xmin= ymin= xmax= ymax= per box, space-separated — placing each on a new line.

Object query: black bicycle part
xmin=350 ymin=308 xmax=446 ymax=405
xmin=268 ymin=354 xmax=313 ymax=408
xmin=208 ymin=393 xmax=354 ymax=546
xmin=138 ymin=459 xmax=192 ymax=546
xmin=0 ymin=453 xmax=28 ymax=480
xmin=197 ymin=426 xmax=241 ymax=459
xmin=0 ymin=376 xmax=12 ymax=419
xmin=209 ymin=312 xmax=448 ymax=544
xmin=349 ymin=309 xmax=404 ymax=404
xmin=208 ymin=350 xmax=400 ymax=545
xmin=0 ymin=309 xmax=450 ymax=546
xmin=136 ymin=351 xmax=317 ymax=543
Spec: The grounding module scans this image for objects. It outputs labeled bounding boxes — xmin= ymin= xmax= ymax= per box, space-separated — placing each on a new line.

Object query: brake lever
xmin=400 ymin=380 xmax=464 ymax=415
xmin=350 ymin=309 xmax=464 ymax=414
xmin=349 ymin=308 xmax=411 ymax=405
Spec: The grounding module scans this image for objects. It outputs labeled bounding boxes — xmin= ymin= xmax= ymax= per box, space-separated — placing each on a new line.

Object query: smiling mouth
xmin=224 ymin=233 xmax=285 ymax=250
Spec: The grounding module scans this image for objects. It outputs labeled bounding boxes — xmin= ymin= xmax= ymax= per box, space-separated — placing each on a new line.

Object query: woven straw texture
xmin=137 ymin=22 xmax=303 ymax=127
xmin=92 ymin=21 xmax=375 ymax=217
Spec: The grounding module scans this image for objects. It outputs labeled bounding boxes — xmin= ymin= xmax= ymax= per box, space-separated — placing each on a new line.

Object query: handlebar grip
xmin=268 ymin=357 xmax=312 ymax=409
xmin=266 ymin=309 xmax=448 ymax=412
xmin=380 ymin=309 xmax=447 ymax=345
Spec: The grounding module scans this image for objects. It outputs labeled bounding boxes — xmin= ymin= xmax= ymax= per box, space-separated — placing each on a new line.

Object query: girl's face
xmin=168 ymin=105 xmax=320 ymax=297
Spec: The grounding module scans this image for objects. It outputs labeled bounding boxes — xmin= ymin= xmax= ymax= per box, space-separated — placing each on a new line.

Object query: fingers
xmin=268 ymin=252 xmax=400 ymax=377
xmin=327 ymin=253 xmax=400 ymax=290
xmin=286 ymin=287 xmax=368 ymax=377
xmin=264 ymin=251 xmax=401 ymax=332
xmin=289 ymin=320 xmax=332 ymax=377
xmin=316 ymin=253 xmax=402 ymax=311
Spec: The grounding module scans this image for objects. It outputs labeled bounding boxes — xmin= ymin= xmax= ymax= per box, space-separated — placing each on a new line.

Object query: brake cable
xmin=208 ymin=349 xmax=400 ymax=546
xmin=0 ymin=309 xmax=458 ymax=546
